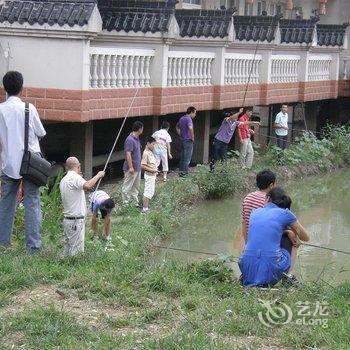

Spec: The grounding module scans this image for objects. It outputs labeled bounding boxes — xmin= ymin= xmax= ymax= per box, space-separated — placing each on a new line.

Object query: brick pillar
xmin=192 ymin=111 xmax=210 ymax=164
xmin=69 ymin=121 xmax=93 ymax=179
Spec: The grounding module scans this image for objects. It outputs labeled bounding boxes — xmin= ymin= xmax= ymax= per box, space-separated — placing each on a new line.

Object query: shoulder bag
xmin=20 ymin=103 xmax=52 ymax=186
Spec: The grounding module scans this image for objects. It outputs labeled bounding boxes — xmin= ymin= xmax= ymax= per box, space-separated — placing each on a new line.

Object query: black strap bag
xmin=20 ymin=103 xmax=52 ymax=186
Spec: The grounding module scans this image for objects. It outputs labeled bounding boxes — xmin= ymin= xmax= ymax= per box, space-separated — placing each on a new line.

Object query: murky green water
xmin=159 ymin=168 xmax=350 ymax=284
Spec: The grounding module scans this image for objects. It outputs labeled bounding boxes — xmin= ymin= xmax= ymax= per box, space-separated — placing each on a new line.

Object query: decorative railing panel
xmin=167 ymin=51 xmax=215 ymax=87
xmin=89 ymin=48 xmax=155 ymax=88
xmin=308 ymin=55 xmax=332 ymax=81
xmin=224 ymin=53 xmax=262 ymax=85
xmin=270 ymin=55 xmax=300 ymax=83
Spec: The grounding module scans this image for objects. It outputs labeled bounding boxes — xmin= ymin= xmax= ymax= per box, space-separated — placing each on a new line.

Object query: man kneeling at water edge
xmin=239 ymin=187 xmax=309 ymax=287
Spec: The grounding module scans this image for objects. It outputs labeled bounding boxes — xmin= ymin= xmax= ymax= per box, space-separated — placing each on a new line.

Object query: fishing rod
xmin=92 ymin=88 xmax=139 ymax=199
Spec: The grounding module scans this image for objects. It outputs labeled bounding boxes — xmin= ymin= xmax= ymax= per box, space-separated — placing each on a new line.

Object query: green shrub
xmin=193 ymin=160 xmax=244 ymax=199
xmin=263 ymin=131 xmax=332 ymax=167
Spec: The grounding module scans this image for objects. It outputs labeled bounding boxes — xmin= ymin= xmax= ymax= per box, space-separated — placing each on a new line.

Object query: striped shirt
xmin=242 ymin=190 xmax=267 ymax=230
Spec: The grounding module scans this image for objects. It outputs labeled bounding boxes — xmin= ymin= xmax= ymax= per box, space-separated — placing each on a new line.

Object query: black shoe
xmin=282 ymin=273 xmax=299 ymax=287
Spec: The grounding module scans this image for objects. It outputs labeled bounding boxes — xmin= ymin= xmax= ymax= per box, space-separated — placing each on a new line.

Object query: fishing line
xmin=153 ymin=243 xmax=350 ymax=259
xmin=301 ymin=242 xmax=350 ymax=255
xmin=153 ymin=244 xmax=239 ymax=259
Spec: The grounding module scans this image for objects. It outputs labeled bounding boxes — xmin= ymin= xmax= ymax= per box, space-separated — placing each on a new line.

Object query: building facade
xmin=0 ymin=0 xmax=349 ymax=178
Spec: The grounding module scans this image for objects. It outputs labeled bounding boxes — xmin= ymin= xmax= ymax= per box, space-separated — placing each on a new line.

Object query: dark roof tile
xmin=280 ymin=17 xmax=319 ymax=44
xmin=233 ymin=15 xmax=280 ymax=42
xmin=101 ymin=9 xmax=171 ymax=33
xmin=0 ymin=0 xmax=96 ymax=27
xmin=175 ymin=9 xmax=234 ymax=38
xmin=317 ymin=23 xmax=349 ymax=46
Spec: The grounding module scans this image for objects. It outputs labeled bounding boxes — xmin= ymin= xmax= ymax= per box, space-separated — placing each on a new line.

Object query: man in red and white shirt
xmin=238 ymin=109 xmax=255 ymax=169
xmin=242 ymin=170 xmax=276 ymax=244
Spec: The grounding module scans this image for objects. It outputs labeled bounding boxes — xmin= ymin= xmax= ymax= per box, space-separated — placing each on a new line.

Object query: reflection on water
xmin=160 ymin=168 xmax=350 ymax=284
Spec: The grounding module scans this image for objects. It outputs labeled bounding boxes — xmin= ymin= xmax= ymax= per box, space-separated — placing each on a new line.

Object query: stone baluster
xmin=236 ymin=59 xmax=241 ymax=84
xmin=167 ymin=57 xmax=172 ymax=86
xmin=253 ymin=59 xmax=259 ymax=83
xmin=91 ymin=54 xmax=99 ymax=88
xmin=199 ymin=59 xmax=204 ymax=85
xmin=139 ymin=56 xmax=145 ymax=87
xmin=185 ymin=58 xmax=190 ymax=86
xmin=271 ymin=60 xmax=276 ymax=83
xmin=238 ymin=60 xmax=242 ymax=84
xmin=174 ymin=58 xmax=179 ymax=86
xmin=203 ymin=58 xmax=208 ymax=85
xmin=228 ymin=59 xmax=233 ymax=84
xmin=207 ymin=58 xmax=212 ymax=85
xmin=189 ymin=58 xmax=195 ymax=86
xmin=134 ymin=56 xmax=140 ymax=87
xmin=104 ymin=55 xmax=111 ymax=88
xmin=98 ymin=55 xmax=105 ymax=88
xmin=116 ymin=55 xmax=123 ymax=88
xmin=110 ymin=55 xmax=117 ymax=88
xmin=179 ymin=58 xmax=184 ymax=86
xmin=224 ymin=59 xmax=228 ymax=84
xmin=234 ymin=59 xmax=239 ymax=84
xmin=128 ymin=56 xmax=135 ymax=87
xmin=145 ymin=56 xmax=151 ymax=87
xmin=193 ymin=58 xmax=199 ymax=85
xmin=171 ymin=57 xmax=177 ymax=86
xmin=122 ymin=55 xmax=129 ymax=87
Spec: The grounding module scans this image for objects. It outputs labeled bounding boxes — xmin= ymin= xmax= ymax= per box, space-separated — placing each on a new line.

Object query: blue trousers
xmin=277 ymin=135 xmax=288 ymax=150
xmin=179 ymin=140 xmax=193 ymax=176
xmin=0 ymin=174 xmax=42 ymax=250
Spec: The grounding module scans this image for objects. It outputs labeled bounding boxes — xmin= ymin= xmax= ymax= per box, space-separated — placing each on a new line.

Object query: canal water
xmin=159 ymin=168 xmax=350 ymax=284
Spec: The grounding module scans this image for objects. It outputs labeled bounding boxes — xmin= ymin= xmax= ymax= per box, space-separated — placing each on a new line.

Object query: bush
xmin=263 ymin=131 xmax=332 ymax=167
xmin=324 ymin=124 xmax=350 ymax=164
xmin=193 ymin=160 xmax=244 ymax=199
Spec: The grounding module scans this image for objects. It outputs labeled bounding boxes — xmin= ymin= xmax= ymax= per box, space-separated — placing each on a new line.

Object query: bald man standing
xmin=60 ymin=157 xmax=105 ymax=257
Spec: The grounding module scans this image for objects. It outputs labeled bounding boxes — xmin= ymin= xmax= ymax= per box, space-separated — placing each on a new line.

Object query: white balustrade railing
xmin=224 ymin=53 xmax=262 ymax=85
xmin=167 ymin=51 xmax=215 ymax=87
xmin=89 ymin=48 xmax=155 ymax=88
xmin=270 ymin=55 xmax=300 ymax=83
xmin=307 ymin=55 xmax=332 ymax=81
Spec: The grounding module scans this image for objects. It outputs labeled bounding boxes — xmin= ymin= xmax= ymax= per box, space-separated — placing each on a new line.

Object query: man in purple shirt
xmin=212 ymin=108 xmax=259 ymax=164
xmin=176 ymin=106 xmax=196 ymax=177
xmin=122 ymin=121 xmax=143 ymax=205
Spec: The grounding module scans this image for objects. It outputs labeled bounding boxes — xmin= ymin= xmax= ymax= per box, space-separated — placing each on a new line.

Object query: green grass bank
xmin=1 ymin=126 xmax=350 ymax=349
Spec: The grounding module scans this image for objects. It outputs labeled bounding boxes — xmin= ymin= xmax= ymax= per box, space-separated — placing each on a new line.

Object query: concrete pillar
xmin=192 ymin=111 xmax=210 ymax=164
xmin=152 ymin=116 xmax=159 ymax=133
xmin=70 ymin=121 xmax=93 ymax=179
xmin=212 ymin=47 xmax=226 ymax=86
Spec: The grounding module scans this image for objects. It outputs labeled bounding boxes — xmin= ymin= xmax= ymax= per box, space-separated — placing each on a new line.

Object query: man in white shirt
xmin=274 ymin=104 xmax=289 ymax=150
xmin=0 ymin=71 xmax=46 ymax=251
xmin=60 ymin=157 xmax=105 ymax=257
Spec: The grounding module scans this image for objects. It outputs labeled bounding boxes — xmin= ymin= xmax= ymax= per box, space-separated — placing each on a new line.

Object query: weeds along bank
xmin=1 ymin=126 xmax=350 ymax=348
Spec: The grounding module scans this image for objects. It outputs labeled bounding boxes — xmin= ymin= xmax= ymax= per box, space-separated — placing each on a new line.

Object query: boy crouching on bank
xmin=141 ymin=136 xmax=157 ymax=214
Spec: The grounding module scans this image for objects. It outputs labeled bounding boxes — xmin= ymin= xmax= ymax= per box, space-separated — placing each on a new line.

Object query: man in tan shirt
xmin=141 ymin=136 xmax=157 ymax=214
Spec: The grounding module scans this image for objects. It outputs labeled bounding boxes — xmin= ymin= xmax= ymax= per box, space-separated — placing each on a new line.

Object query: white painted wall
xmin=0 ymin=35 xmax=90 ymax=89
